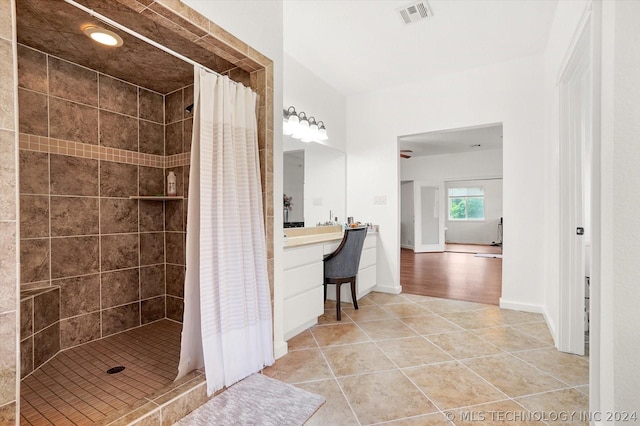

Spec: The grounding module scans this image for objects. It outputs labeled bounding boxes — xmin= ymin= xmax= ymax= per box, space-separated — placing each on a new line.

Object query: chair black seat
xmin=323 ymin=227 xmax=368 ymax=320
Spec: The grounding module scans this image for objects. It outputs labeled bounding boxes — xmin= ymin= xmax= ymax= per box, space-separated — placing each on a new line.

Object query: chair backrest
xmin=324 ymin=227 xmax=368 ymax=279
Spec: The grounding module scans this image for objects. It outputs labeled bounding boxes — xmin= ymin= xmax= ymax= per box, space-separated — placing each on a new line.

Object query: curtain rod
xmin=63 ymin=0 xmax=232 ymax=83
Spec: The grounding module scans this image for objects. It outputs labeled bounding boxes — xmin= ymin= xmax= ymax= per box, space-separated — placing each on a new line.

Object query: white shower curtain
xmin=177 ymin=67 xmax=274 ymax=396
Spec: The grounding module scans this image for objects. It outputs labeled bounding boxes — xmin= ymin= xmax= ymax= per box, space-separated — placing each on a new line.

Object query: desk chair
xmin=323 ymin=227 xmax=367 ymax=320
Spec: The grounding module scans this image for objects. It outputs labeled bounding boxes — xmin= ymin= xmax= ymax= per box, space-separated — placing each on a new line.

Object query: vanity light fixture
xmin=82 ymin=24 xmax=124 ymax=47
xmin=283 ymin=106 xmax=328 ymax=142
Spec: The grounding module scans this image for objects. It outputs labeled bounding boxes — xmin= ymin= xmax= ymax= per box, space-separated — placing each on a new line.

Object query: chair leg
xmin=351 ymin=278 xmax=358 ymax=310
xmin=323 ymin=282 xmax=327 ymax=302
xmin=336 ymin=283 xmax=341 ymax=321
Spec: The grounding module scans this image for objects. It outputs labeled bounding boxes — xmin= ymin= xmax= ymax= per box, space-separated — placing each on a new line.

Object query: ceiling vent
xmin=396 ymin=1 xmax=432 ymax=25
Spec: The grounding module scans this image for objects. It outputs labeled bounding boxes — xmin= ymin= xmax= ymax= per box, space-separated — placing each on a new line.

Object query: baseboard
xmin=274 ymin=340 xmax=288 ymax=360
xmin=400 ymin=244 xmax=414 ymax=250
xmin=372 ymin=283 xmax=402 ymax=294
xmin=499 ymin=298 xmax=544 ymax=313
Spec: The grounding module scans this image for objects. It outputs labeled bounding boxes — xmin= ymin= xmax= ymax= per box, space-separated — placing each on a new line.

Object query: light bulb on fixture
xmin=82 ymin=24 xmax=124 ymax=47
xmin=283 ymin=106 xmax=328 ymax=142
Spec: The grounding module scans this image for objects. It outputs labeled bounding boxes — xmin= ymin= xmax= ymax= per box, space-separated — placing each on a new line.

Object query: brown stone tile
xmin=101 ymin=233 xmax=139 ymax=271
xmin=20 ymin=194 xmax=49 ymax=238
xmin=317 ymin=308 xmax=352 ymax=325
xmin=20 ymin=336 xmax=33 ymax=379
xmin=377 ymin=336 xmax=453 ymax=368
xmin=17 ymin=44 xmax=47 ymax=93
xmin=141 ymin=296 xmax=165 ymax=325
xmin=400 ymin=314 xmax=464 ymax=335
xmin=511 ymin=321 xmax=555 ymax=345
xmin=100 ymin=198 xmax=138 ymax=234
xmin=322 ymin=342 xmax=395 ymax=376
xmin=139 ymin=166 xmax=165 ymax=197
xmin=286 ymin=329 xmax=317 ymax=351
xmin=341 ymin=305 xmax=393 ymax=322
xmin=166 ymin=295 xmax=183 ymax=322
xmin=0 ymin=222 xmax=16 ymax=313
xmin=357 ymin=318 xmax=419 ymax=341
xmin=472 ymin=326 xmax=551 ymax=352
xmin=0 ymin=311 xmax=16 ymax=406
xmin=33 ymin=323 xmax=60 ymax=369
xmin=0 ymin=401 xmax=16 ymax=426
xmin=184 ymin=118 xmax=193 ymax=155
xmin=365 ymin=292 xmax=410 ymax=306
xmin=140 ymin=201 xmax=164 ymax=232
xmin=384 ymin=413 xmax=452 ymax=426
xmin=100 ymin=110 xmax=138 ymax=150
xmin=515 ymin=389 xmax=589 ymax=426
xmin=263 ymin=348 xmax=332 ymax=384
xmin=400 ymin=293 xmax=439 ymax=303
xmin=50 ymin=154 xmax=98 ymax=196
xmin=480 ymin=306 xmax=545 ymax=325
xmin=139 ymin=88 xmax=163 ymax=124
xmin=165 ymin=232 xmax=184 ymax=265
xmin=19 ymin=150 xmax=49 ymax=195
xmin=0 ymin=133 xmax=16 ymax=220
xmin=165 ymin=121 xmax=183 ymax=155
xmin=165 ymin=264 xmax=184 ymax=297
xmin=428 ymin=331 xmax=502 ymax=360
xmin=450 ymin=400 xmax=547 ymax=425
xmin=404 ymin=361 xmax=507 ymax=410
xmin=165 ymin=89 xmax=183 ymax=124
xmin=139 ymin=120 xmax=164 ymax=155
xmin=140 ymin=232 xmax=164 ymax=266
xmin=159 ymin=382 xmax=209 ymax=426
xmin=140 ymin=264 xmax=165 ymax=299
xmin=514 ymin=347 xmax=589 ymax=386
xmin=439 ymin=309 xmax=506 ymax=329
xmin=50 ymin=236 xmax=99 ymax=278
xmin=463 ymin=353 xmax=565 ymax=397
xmin=20 ymin=238 xmax=49 ymax=283
xmin=100 ymin=161 xmax=138 ymax=197
xmin=50 ymin=196 xmax=99 ymax=236
xmin=165 ymin=199 xmax=183 ymax=231
xmin=417 ymin=298 xmax=489 ymax=314
xmin=60 ymin=311 xmax=100 ymax=349
xmin=33 ymin=288 xmax=59 ymax=332
xmin=101 ymin=268 xmax=139 ymax=309
xmin=339 ymin=370 xmax=436 ymax=424
xmin=382 ymin=302 xmax=431 ymax=318
xmin=55 ymin=273 xmax=100 ymax=318
xmin=99 ymin=74 xmax=138 ymax=116
xmin=18 ymin=88 xmax=48 ymax=136
xmin=20 ymin=297 xmax=33 ymax=338
xmin=49 ymin=97 xmax=99 ymax=144
xmin=310 ymin=323 xmax=369 ymax=347
xmin=297 ymin=379 xmax=358 ymax=426
xmin=49 ymin=56 xmax=98 ymax=106
xmin=0 ymin=39 xmax=15 ymax=131
xmin=102 ymin=302 xmax=140 ymax=337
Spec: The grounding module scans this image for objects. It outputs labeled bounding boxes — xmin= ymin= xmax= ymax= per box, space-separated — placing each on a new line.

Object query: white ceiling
xmin=399 ymin=123 xmax=503 ymax=158
xmin=283 ymin=0 xmax=558 ymax=96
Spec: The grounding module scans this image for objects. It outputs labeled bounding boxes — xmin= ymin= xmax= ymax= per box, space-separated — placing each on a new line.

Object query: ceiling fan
xmin=400 ymin=149 xmax=413 ymax=159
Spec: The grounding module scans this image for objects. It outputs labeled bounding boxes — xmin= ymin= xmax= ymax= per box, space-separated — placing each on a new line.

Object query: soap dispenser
xmin=167 ymin=171 xmax=177 ymax=196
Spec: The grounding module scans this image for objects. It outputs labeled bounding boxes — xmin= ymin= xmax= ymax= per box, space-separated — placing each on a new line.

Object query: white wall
xmin=184 ymin=0 xmax=287 ymax=357
xmin=400 ymin=182 xmax=414 ymax=248
xmin=347 ymin=54 xmax=545 ymax=308
xmin=445 ymin=179 xmax=503 ymax=245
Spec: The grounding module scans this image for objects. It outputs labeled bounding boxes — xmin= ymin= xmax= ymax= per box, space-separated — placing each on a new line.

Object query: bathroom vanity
xmin=282 ymin=226 xmax=377 ymax=340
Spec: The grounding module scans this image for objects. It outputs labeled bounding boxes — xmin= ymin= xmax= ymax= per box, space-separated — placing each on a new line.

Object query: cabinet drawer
xmin=284 ymin=262 xmax=323 ymax=299
xmin=359 ymin=247 xmax=376 ymax=270
xmin=284 ymin=244 xmax=324 ymax=270
xmin=323 ymin=241 xmax=341 ymax=255
xmin=364 ymin=234 xmax=377 ymax=249
xmin=284 ymin=286 xmax=324 ymax=337
xmin=357 ymin=264 xmax=377 ymax=295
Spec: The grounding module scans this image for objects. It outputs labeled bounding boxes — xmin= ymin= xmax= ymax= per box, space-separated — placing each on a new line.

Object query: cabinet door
xmin=283 ymin=262 xmax=323 ymax=299
xmin=284 ymin=286 xmax=324 ymax=340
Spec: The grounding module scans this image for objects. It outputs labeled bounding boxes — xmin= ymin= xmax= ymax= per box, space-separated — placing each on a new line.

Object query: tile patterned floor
xmin=264 ymin=292 xmax=589 ymax=425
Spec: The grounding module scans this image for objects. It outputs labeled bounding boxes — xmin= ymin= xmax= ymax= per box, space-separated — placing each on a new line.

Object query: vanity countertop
xmin=284 ymin=232 xmax=343 ymax=248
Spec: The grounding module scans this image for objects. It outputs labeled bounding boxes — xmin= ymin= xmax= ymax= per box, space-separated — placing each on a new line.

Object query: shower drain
xmin=106 ymin=366 xmax=126 ymax=374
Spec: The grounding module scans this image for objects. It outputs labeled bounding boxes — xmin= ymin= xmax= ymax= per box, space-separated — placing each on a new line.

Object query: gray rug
xmin=173 ymin=373 xmax=325 ymax=426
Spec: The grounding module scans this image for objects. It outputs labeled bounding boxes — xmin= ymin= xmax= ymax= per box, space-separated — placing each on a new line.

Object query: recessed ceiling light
xmin=471 ymin=144 xmax=481 ymax=148
xmin=82 ymin=24 xmax=123 ymax=47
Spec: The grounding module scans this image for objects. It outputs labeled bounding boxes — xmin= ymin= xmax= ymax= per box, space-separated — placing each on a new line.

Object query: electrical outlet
xmin=374 ymin=195 xmax=387 ymax=205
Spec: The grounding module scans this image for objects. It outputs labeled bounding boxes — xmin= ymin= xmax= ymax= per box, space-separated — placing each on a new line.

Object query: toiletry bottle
xmin=167 ymin=171 xmax=177 ymax=196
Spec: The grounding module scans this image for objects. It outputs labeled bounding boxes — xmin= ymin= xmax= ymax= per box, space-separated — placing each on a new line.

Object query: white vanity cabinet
xmin=283 ymin=244 xmax=325 ymax=341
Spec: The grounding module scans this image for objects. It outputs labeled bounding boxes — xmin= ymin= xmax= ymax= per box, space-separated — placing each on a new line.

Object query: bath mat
xmin=173 ymin=373 xmax=325 ymax=426
xmin=475 ymin=253 xmax=503 ymax=258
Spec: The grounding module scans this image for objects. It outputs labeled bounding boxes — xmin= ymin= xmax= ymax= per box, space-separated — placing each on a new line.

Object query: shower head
xmin=185 ymin=103 xmax=193 ymax=113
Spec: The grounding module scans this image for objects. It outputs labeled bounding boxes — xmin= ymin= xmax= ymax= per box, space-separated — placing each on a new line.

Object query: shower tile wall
xmin=16 ymin=44 xmax=191 ymax=375
xmin=164 ymin=86 xmax=192 ymax=322
xmin=0 ymin=0 xmax=19 ymax=422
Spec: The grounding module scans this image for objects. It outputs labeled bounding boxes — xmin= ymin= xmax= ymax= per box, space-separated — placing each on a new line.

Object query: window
xmin=448 ymin=187 xmax=485 ymax=220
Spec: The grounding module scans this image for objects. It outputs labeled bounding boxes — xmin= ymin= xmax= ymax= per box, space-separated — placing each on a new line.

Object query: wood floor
xmin=400 ymin=244 xmax=502 ymax=305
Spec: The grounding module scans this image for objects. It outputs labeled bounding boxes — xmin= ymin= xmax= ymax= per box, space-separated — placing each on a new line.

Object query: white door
xmin=414 ymin=182 xmax=445 ymax=252
xmin=558 ymin=19 xmax=591 ymax=356
xmin=400 ymin=181 xmax=415 ymax=249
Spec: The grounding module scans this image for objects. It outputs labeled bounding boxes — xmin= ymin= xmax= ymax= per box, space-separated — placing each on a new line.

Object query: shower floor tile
xmin=20 ymin=319 xmax=182 ymax=425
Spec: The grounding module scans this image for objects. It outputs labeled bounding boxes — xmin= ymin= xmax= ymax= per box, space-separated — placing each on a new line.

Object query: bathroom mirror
xmin=283 ymin=137 xmax=346 ymax=227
